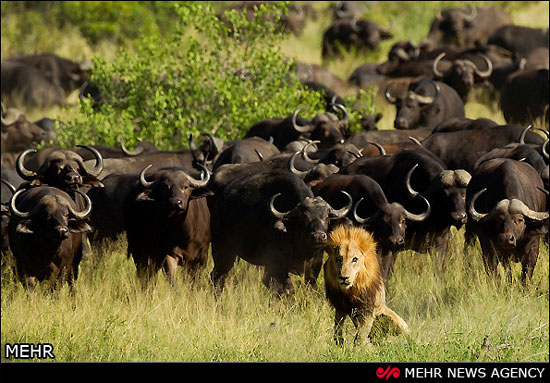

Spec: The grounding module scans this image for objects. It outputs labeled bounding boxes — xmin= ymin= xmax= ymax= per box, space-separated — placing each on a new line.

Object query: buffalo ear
xmin=16 ymin=221 xmax=34 ymax=234
xmin=273 ymin=220 xmax=287 ymax=233
xmin=526 ymin=220 xmax=548 ymax=236
xmin=190 ymin=187 xmax=214 ymax=199
xmin=68 ymin=219 xmax=93 ymax=233
xmin=135 ymin=189 xmax=153 ymax=201
xmin=83 ymin=177 xmax=104 ymax=188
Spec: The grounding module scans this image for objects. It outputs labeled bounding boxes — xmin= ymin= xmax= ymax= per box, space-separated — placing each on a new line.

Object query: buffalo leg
xmin=304 ymin=253 xmax=323 ymax=287
xmin=521 ymin=240 xmax=540 ymax=285
xmin=210 ymin=242 xmax=237 ymax=293
xmin=163 ymin=255 xmax=178 ymax=286
xmin=380 ymin=249 xmax=396 ymax=285
xmin=262 ymin=266 xmax=294 ymax=296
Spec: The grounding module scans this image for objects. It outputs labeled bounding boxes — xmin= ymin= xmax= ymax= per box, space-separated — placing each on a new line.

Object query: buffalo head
xmin=16 ymin=146 xmax=104 ymax=190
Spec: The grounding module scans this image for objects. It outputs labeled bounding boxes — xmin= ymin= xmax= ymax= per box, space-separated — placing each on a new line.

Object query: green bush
xmin=58 ymin=2 xmax=343 ymax=149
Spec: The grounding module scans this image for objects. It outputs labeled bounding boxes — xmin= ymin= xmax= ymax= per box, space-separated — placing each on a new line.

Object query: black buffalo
xmin=466 ymin=159 xmax=548 ymax=284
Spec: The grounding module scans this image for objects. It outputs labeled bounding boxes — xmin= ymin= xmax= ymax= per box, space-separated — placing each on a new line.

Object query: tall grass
xmin=1 ymin=1 xmax=549 ymax=362
xmin=1 ymin=232 xmax=548 ymax=362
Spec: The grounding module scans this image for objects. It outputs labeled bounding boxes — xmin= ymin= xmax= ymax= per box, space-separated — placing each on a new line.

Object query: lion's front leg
xmin=351 ymin=309 xmax=375 ymax=346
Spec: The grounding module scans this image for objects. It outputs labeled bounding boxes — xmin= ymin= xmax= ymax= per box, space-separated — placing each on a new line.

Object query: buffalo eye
xmin=515 ymin=217 xmax=524 ymax=224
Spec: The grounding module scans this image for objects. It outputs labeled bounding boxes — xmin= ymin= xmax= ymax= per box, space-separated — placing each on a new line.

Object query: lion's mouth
xmin=340 ymin=281 xmax=351 ymax=287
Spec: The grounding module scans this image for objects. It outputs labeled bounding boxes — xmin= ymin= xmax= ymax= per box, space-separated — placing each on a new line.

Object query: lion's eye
xmin=352 ymin=257 xmax=358 ymax=263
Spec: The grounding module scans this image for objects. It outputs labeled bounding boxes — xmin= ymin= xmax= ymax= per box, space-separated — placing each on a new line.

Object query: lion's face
xmin=327 ymin=244 xmax=365 ymax=291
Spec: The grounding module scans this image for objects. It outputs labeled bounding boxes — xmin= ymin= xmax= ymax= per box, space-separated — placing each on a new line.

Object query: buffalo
xmin=466 ymin=159 xmax=548 ymax=284
xmin=384 ymin=78 xmax=465 ymax=130
xmin=8 ymin=187 xmax=92 ymax=288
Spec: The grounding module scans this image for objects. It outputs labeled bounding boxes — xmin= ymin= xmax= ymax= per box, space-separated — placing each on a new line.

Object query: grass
xmin=1 ymin=1 xmax=549 ymax=362
xmin=1 ymin=232 xmax=548 ymax=362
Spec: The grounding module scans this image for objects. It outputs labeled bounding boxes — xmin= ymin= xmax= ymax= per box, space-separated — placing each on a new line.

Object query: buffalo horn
xmin=403 ymin=194 xmax=431 ymax=222
xmin=367 ymin=141 xmax=386 ymax=156
xmin=76 ymin=145 xmax=104 ymax=177
xmin=9 ymin=189 xmax=31 ymax=218
xmin=461 ymin=5 xmax=477 ymax=22
xmin=255 ymin=149 xmax=264 ymax=161
xmin=408 ymin=136 xmax=423 ymax=146
xmin=405 ymin=163 xmax=420 ymax=197
xmin=301 ymin=140 xmax=320 ymax=163
xmin=16 ymin=149 xmax=38 ymax=180
xmin=269 ymin=193 xmax=291 ymax=219
xmin=120 ymin=139 xmax=144 ymax=156
xmin=353 ymin=197 xmax=379 ymax=224
xmin=139 ymin=165 xmax=154 ymax=187
xmin=432 ymin=52 xmax=446 ymax=78
xmin=68 ymin=190 xmax=92 ymax=219
xmin=518 ymin=125 xmax=533 ymax=144
xmin=1 ymin=179 xmax=16 ymax=194
xmin=332 ymin=103 xmax=349 ymax=126
xmin=468 ymin=187 xmax=488 ymax=222
xmin=288 ymin=151 xmax=308 ymax=176
xmin=384 ymin=85 xmax=397 ymax=104
xmin=292 ymin=108 xmax=314 ymax=133
xmin=470 ymin=53 xmax=493 ymax=78
xmin=328 ymin=191 xmax=353 ymax=218
xmin=183 ymin=163 xmax=210 ymax=187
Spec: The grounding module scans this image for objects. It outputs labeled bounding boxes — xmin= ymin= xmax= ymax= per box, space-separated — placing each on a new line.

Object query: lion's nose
xmin=339 ymin=275 xmax=349 ymax=282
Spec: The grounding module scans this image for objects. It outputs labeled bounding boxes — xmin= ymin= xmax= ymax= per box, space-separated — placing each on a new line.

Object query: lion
xmin=324 ymin=225 xmax=410 ymax=345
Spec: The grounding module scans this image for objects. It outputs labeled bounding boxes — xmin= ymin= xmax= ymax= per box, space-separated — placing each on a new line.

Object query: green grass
xmin=1 ymin=232 xmax=548 ymax=362
xmin=1 ymin=1 xmax=549 ymax=362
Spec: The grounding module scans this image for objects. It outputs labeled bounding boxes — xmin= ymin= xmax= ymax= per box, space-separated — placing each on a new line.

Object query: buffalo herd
xmin=1 ymin=2 xmax=549 ymax=298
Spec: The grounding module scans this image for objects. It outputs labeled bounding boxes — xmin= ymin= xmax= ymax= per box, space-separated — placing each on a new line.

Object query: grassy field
xmin=1 ymin=1 xmax=549 ymax=362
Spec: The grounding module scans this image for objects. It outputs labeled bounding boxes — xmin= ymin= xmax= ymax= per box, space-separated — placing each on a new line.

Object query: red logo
xmin=376 ymin=366 xmax=400 ymax=380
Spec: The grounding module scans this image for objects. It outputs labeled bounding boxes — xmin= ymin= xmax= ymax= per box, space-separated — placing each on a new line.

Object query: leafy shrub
xmin=58 ymin=2 xmax=341 ymax=149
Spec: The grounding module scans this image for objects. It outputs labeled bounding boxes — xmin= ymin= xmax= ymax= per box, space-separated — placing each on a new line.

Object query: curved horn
xmin=16 ymin=149 xmax=38 ymax=180
xmin=519 ymin=125 xmax=533 ymax=144
xmin=201 ymin=132 xmax=220 ymax=156
xmin=332 ymin=103 xmax=349 ymax=126
xmin=182 ymin=163 xmax=210 ymax=187
xmin=403 ymin=194 xmax=431 ymax=222
xmin=188 ymin=133 xmax=197 ymax=151
xmin=536 ymin=129 xmax=549 ymax=159
xmin=301 ymin=140 xmax=320 ymax=163
xmin=461 ymin=5 xmax=477 ymax=22
xmin=1 ymin=179 xmax=16 ymax=194
xmin=292 ymin=107 xmax=314 ymax=133
xmin=1 ymin=108 xmax=22 ymax=126
xmin=513 ymin=199 xmax=549 ymax=221
xmin=365 ymin=141 xmax=386 ymax=156
xmin=394 ymin=48 xmax=410 ymax=61
xmin=9 ymin=189 xmax=32 ymax=218
xmin=288 ymin=151 xmax=308 ymax=176
xmin=384 ymin=84 xmax=397 ymax=104
xmin=353 ymin=197 xmax=380 ymax=224
xmin=68 ymin=190 xmax=92 ymax=219
xmin=269 ymin=193 xmax=291 ymax=219
xmin=328 ymin=191 xmax=353 ymax=218
xmin=119 ymin=138 xmax=144 ymax=156
xmin=254 ymin=149 xmax=264 ymax=161
xmin=468 ymin=188 xmax=489 ymax=222
xmin=139 ymin=164 xmax=154 ymax=188
xmin=76 ymin=145 xmax=103 ymax=177
xmin=346 ymin=150 xmax=362 ymax=159
xmin=405 ymin=163 xmax=420 ymax=198
xmin=432 ymin=52 xmax=446 ymax=78
xmin=474 ymin=53 xmax=493 ymax=78
xmin=409 ymin=136 xmax=423 ymax=146
xmin=350 ymin=17 xmax=361 ymax=33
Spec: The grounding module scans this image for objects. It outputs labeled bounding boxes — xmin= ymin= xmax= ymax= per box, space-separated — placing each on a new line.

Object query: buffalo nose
xmin=390 ymin=236 xmax=404 ymax=246
xmin=395 ymin=118 xmax=408 ymax=129
xmin=65 ymin=174 xmax=81 ymax=185
xmin=56 ymin=226 xmax=69 ymax=239
xmin=176 ymin=199 xmax=184 ymax=208
xmin=507 ymin=234 xmax=515 ymax=244
xmin=452 ymin=212 xmax=467 ymax=224
xmin=311 ymin=231 xmax=327 ymax=242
